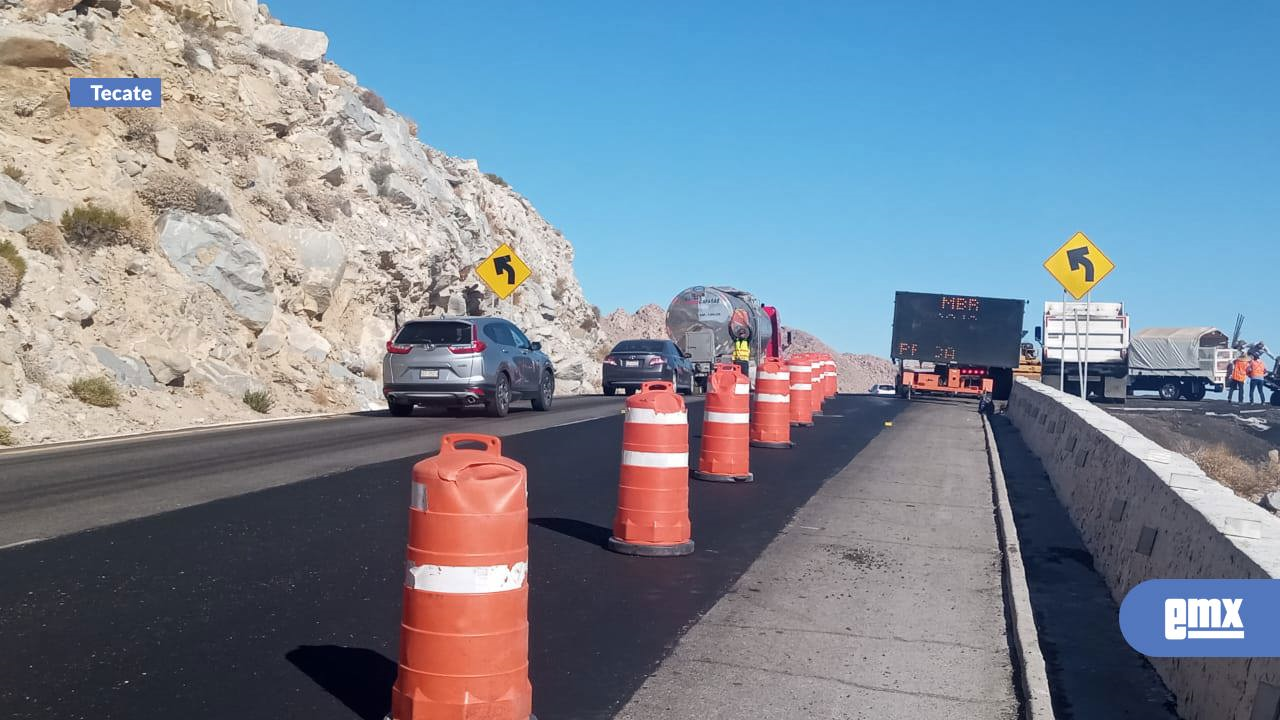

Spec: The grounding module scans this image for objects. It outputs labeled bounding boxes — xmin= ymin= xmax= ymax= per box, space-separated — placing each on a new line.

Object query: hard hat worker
xmin=1248 ymin=354 xmax=1268 ymax=404
xmin=1227 ymin=353 xmax=1250 ymax=404
xmin=729 ymin=308 xmax=752 ymax=377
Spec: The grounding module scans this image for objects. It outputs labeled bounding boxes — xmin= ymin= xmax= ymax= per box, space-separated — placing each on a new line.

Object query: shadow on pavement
xmin=286 ymin=645 xmax=397 ymax=720
xmin=530 ymin=516 xmax=612 ymax=548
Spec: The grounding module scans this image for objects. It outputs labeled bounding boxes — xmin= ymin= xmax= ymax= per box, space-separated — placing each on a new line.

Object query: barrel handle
xmin=440 ymin=433 xmax=502 ymax=455
xmin=641 ymin=381 xmax=673 ymax=393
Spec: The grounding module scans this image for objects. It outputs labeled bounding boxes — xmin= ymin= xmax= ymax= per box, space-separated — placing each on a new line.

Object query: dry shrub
xmin=1185 ymin=442 xmax=1280 ymax=499
xmin=116 ymin=108 xmax=156 ymax=147
xmin=242 ymin=389 xmax=274 ymax=414
xmin=406 ymin=118 xmax=418 ymax=137
xmin=369 ymin=163 xmax=394 ymax=186
xmin=251 ymin=192 xmax=290 ymax=223
xmin=70 ymin=376 xmax=120 ymax=407
xmin=22 ymin=221 xmax=64 ymax=255
xmin=225 ymin=129 xmax=261 ymax=159
xmin=138 ymin=172 xmax=231 ymax=216
xmin=3 ymin=164 xmax=22 ymax=182
xmin=60 ymin=204 xmax=134 ymax=249
xmin=0 ymin=425 xmax=13 ymax=447
xmin=0 ymin=239 xmax=25 ymax=282
xmin=0 ymin=255 xmax=18 ymax=302
xmin=327 ymin=125 xmax=347 ymax=149
xmin=360 ymin=88 xmax=387 ymax=115
xmin=483 ymin=172 xmax=508 ymax=187
xmin=19 ymin=349 xmax=50 ymax=388
xmin=181 ymin=119 xmax=228 ymax=152
xmin=284 ymin=186 xmax=339 ymax=223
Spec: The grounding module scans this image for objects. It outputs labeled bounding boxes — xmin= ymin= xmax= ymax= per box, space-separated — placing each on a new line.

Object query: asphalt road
xmin=0 ymin=395 xmax=627 ymax=548
xmin=0 ymin=394 xmax=902 ymax=719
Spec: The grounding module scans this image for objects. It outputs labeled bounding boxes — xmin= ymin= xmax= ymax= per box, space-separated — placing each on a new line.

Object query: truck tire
xmin=1182 ymin=381 xmax=1206 ymax=401
xmin=1158 ymin=381 xmax=1180 ymax=401
xmin=1271 ymin=391 xmax=1280 ymax=407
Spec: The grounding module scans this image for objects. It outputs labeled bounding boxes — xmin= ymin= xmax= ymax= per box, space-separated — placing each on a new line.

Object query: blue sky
xmin=268 ymin=1 xmax=1279 ymax=356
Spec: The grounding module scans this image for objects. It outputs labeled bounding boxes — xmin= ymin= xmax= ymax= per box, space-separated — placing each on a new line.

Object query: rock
xmin=238 ymin=74 xmax=282 ymax=115
xmin=156 ymin=211 xmax=275 ymax=331
xmin=188 ymin=358 xmax=255 ymax=397
xmin=264 ymin=224 xmax=346 ymax=316
xmin=154 ymin=129 xmax=179 ymax=161
xmin=320 ymin=162 xmax=344 ymax=186
xmin=125 ymin=255 xmax=151 ymax=275
xmin=121 ymin=161 xmax=144 ymax=177
xmin=1270 ymin=449 xmax=1279 ymax=465
xmin=252 ymin=24 xmax=328 ymax=63
xmin=0 ymin=26 xmax=88 ymax=68
xmin=283 ymin=315 xmax=331 ymax=363
xmin=138 ymin=342 xmax=192 ymax=386
xmin=30 ymin=196 xmax=70 ymax=224
xmin=337 ymin=89 xmax=377 ymax=133
xmin=62 ymin=291 xmax=97 ymax=323
xmin=1262 ymin=491 xmax=1280 ymax=513
xmin=255 ymin=321 xmax=285 ymax=357
xmin=91 ymin=346 xmax=156 ymax=388
xmin=0 ymin=174 xmax=37 ymax=232
xmin=209 ymin=0 xmax=257 ymax=32
xmin=380 ymin=173 xmax=420 ymax=208
xmin=22 ymin=0 xmax=80 ymax=14
xmin=192 ymin=47 xmax=215 ymax=72
xmin=1 ymin=398 xmax=28 ymax=425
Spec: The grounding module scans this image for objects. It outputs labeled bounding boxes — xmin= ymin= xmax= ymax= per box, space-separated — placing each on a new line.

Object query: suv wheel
xmin=388 ymin=401 xmax=414 ymax=417
xmin=532 ymin=371 xmax=554 ymax=411
xmin=487 ymin=373 xmax=511 ymax=418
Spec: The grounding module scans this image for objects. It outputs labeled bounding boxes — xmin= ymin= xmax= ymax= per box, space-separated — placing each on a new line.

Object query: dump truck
xmin=1126 ymin=327 xmax=1233 ymax=401
xmin=665 ymin=286 xmax=784 ymax=391
xmin=890 ymin=291 xmax=1024 ymax=400
xmin=1039 ymin=301 xmax=1129 ymax=401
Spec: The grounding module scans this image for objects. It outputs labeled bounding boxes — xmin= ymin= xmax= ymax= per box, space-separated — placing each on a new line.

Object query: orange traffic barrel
xmin=391 ymin=434 xmax=533 ymax=720
xmin=609 ymin=381 xmax=695 ymax=556
xmin=825 ymin=357 xmax=838 ymax=398
xmin=750 ymin=356 xmax=792 ymax=449
xmin=694 ymin=363 xmax=753 ymax=482
xmin=807 ymin=354 xmax=826 ymax=416
xmin=788 ymin=356 xmax=815 ymax=427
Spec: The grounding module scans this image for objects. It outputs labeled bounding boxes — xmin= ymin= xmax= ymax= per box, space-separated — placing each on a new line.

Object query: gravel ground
xmin=1107 ymin=398 xmax=1280 ymax=463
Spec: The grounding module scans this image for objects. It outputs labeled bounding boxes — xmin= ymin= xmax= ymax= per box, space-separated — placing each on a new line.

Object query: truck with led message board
xmin=890 ymin=291 xmax=1025 ymax=400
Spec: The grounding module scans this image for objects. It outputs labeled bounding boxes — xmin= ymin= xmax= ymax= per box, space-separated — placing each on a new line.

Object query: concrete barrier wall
xmin=1007 ymin=377 xmax=1280 ymax=720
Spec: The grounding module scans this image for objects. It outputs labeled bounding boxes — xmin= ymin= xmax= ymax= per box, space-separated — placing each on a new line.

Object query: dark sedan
xmin=602 ymin=339 xmax=694 ymax=395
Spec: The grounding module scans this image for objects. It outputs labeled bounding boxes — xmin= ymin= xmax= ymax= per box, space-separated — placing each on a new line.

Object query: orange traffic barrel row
xmin=391 ymin=434 xmax=534 ymax=720
xmin=750 ymin=357 xmax=792 ymax=448
xmin=825 ymin=357 xmax=837 ymax=397
xmin=609 ymin=381 xmax=695 ymax=556
xmin=787 ymin=356 xmax=815 ymax=427
xmin=694 ymin=364 xmax=754 ymax=483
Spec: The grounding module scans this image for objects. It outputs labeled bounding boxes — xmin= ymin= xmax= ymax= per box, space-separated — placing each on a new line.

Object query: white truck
xmin=1126 ymin=327 xmax=1233 ymax=401
xmin=1038 ymin=301 xmax=1129 ymax=401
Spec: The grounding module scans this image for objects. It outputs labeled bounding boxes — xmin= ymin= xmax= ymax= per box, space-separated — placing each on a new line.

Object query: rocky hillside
xmin=783 ymin=328 xmax=896 ymax=393
xmin=0 ymin=0 xmax=605 ymax=445
xmin=598 ymin=305 xmax=895 ymax=393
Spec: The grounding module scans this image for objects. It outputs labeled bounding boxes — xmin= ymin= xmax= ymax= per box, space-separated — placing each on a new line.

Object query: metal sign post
xmin=1059 ymin=289 xmax=1065 ymax=392
xmin=1082 ymin=292 xmax=1091 ymax=400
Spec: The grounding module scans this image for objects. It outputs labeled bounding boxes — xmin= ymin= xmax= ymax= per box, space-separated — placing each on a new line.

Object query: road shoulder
xmin=615 ymin=400 xmax=1018 ymax=720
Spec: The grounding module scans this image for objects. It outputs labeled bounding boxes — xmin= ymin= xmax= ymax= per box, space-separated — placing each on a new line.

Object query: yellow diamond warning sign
xmin=1044 ymin=232 xmax=1115 ymax=299
xmin=474 ymin=243 xmax=532 ymax=300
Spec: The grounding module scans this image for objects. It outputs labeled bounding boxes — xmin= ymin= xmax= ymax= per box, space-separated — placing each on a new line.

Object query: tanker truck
xmin=665 ymin=286 xmax=785 ymax=392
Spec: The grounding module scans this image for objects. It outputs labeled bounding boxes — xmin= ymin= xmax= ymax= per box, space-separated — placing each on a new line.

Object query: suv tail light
xmin=648 ymin=356 xmax=665 ymax=366
xmin=603 ymin=355 xmax=619 ymax=366
xmin=386 ymin=340 xmax=412 ymax=355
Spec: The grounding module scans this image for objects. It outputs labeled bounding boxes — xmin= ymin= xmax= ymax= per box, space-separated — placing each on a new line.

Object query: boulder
xmin=265 ymin=224 xmax=346 ymax=316
xmin=156 ymin=211 xmax=275 ymax=331
xmin=381 ymin=173 xmax=420 ymax=208
xmin=0 ymin=26 xmax=88 ymax=68
xmin=283 ymin=315 xmax=331 ymax=363
xmin=209 ymin=0 xmax=257 ymax=32
xmin=192 ymin=47 xmax=215 ymax=72
xmin=252 ymin=24 xmax=328 ymax=63
xmin=0 ymin=174 xmax=37 ymax=232
xmin=337 ymin=89 xmax=377 ymax=133
xmin=188 ymin=358 xmax=256 ymax=397
xmin=238 ymin=74 xmax=282 ymax=115
xmin=154 ymin=129 xmax=179 ymax=161
xmin=22 ymin=0 xmax=80 ymax=14
xmin=1262 ymin=491 xmax=1280 ymax=513
xmin=1 ymin=398 xmax=28 ymax=425
xmin=91 ymin=346 xmax=156 ymax=388
xmin=138 ymin=342 xmax=192 ymax=386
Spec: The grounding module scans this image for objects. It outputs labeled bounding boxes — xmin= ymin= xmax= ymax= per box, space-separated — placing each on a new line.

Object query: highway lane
xmin=0 ymin=396 xmax=627 ymax=547
xmin=0 ymin=395 xmax=903 ymax=720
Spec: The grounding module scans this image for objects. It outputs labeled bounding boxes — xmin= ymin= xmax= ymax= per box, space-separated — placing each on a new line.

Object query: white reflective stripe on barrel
xmin=791 ymin=383 xmax=812 ymax=390
xmin=788 ymin=366 xmax=808 ymax=374
xmin=734 ymin=383 xmax=750 ymax=395
xmin=405 ymin=560 xmax=527 ymax=593
xmin=621 ymin=450 xmax=688 ymax=468
xmin=625 ymin=407 xmax=688 ymax=425
xmin=756 ymin=393 xmax=789 ymax=403
xmin=410 ymin=482 xmax=427 ymax=511
xmin=757 ymin=371 xmax=789 ymax=381
xmin=705 ymin=411 xmax=750 ymax=424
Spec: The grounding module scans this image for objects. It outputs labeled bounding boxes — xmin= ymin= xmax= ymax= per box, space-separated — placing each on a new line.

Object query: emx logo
xmin=1165 ymin=598 xmax=1244 ymax=640
xmin=1122 ymin=580 xmax=1280 ymax=657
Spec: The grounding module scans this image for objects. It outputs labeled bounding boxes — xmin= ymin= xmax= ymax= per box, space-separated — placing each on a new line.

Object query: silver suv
xmin=382 ymin=316 xmax=555 ymax=417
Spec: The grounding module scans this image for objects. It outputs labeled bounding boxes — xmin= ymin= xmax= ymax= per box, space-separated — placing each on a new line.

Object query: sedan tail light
xmin=648 ymin=356 xmax=665 ymax=366
xmin=603 ymin=355 xmax=619 ymax=366
xmin=386 ymin=340 xmax=412 ymax=355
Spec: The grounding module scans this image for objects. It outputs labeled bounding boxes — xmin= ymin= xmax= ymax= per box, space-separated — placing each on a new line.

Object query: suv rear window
xmin=613 ymin=340 xmax=669 ymax=353
xmin=395 ymin=321 xmax=472 ymax=345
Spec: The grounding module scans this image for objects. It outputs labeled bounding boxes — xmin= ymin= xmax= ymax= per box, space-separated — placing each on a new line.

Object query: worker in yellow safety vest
xmin=732 ymin=338 xmax=750 ymax=377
